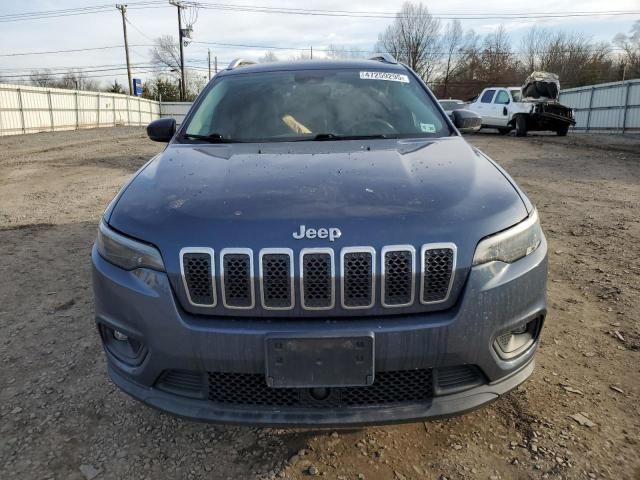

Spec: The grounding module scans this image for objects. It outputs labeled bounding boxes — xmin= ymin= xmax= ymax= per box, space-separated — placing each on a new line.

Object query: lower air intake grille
xmin=261 ymin=253 xmax=293 ymax=309
xmin=222 ymin=252 xmax=253 ymax=308
xmin=207 ymin=369 xmax=433 ymax=408
xmin=182 ymin=251 xmax=214 ymax=306
xmin=156 ymin=370 xmax=205 ymax=399
xmin=422 ymin=247 xmax=455 ymax=303
xmin=343 ymin=251 xmax=374 ymax=308
xmin=302 ymin=251 xmax=333 ymax=309
xmin=383 ymin=249 xmax=414 ymax=306
xmin=437 ymin=365 xmax=483 ymax=390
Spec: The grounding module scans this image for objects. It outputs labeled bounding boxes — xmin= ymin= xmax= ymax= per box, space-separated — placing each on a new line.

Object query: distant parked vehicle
xmin=438 ymin=99 xmax=481 ymax=133
xmin=438 ymin=99 xmax=466 ymax=116
xmin=467 ymin=73 xmax=575 ymax=136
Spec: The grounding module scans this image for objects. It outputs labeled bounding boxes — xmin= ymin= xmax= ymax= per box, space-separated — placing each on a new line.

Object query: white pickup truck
xmin=467 ymin=85 xmax=575 ymax=137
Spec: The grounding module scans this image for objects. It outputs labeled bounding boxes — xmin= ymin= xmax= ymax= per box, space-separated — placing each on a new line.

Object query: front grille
xmin=207 ymin=369 xmax=433 ymax=408
xmin=342 ymin=249 xmax=374 ymax=309
xmin=181 ymin=249 xmax=215 ymax=306
xmin=260 ymin=250 xmax=294 ymax=310
xmin=221 ymin=250 xmax=253 ymax=308
xmin=421 ymin=245 xmax=455 ymax=303
xmin=382 ymin=247 xmax=414 ymax=307
xmin=301 ymin=250 xmax=334 ymax=309
xmin=180 ymin=244 xmax=457 ymax=313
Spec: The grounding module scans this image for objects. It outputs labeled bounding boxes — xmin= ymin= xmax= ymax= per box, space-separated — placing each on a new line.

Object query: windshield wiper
xmin=182 ymin=133 xmax=238 ymax=143
xmin=309 ymin=133 xmax=391 ymax=141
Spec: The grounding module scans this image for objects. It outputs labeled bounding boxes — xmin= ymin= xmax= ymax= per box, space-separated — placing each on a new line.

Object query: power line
xmin=0 ymin=2 xmax=168 ymax=22
xmin=191 ymin=3 xmax=640 ymax=20
xmin=1 ymin=2 xmax=638 ymax=22
xmin=0 ymin=44 xmax=154 ymax=57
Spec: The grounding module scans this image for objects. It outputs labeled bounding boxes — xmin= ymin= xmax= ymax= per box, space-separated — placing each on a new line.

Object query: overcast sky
xmin=1 ymin=0 xmax=638 ymax=87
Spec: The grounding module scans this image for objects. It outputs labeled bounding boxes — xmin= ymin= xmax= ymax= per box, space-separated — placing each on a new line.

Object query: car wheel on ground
xmin=556 ymin=124 xmax=569 ymax=136
xmin=515 ymin=116 xmax=527 ymax=137
xmin=498 ymin=128 xmax=511 ymax=135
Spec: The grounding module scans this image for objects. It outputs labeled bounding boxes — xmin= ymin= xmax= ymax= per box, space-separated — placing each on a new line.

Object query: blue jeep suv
xmin=92 ymin=56 xmax=547 ymax=426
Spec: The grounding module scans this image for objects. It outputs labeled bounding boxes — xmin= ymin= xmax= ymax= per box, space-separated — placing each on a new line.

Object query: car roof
xmin=217 ymin=59 xmax=409 ymax=76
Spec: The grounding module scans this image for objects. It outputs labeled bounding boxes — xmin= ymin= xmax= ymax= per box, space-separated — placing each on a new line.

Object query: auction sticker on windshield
xmin=359 ymin=71 xmax=410 ymax=83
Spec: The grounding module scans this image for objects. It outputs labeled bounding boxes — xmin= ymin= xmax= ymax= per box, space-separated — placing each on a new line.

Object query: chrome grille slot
xmin=260 ymin=249 xmax=294 ymax=310
xmin=421 ymin=244 xmax=456 ymax=304
xmin=180 ymin=248 xmax=216 ymax=306
xmin=221 ymin=249 xmax=254 ymax=309
xmin=301 ymin=249 xmax=334 ymax=310
xmin=341 ymin=248 xmax=375 ymax=309
xmin=382 ymin=246 xmax=415 ymax=307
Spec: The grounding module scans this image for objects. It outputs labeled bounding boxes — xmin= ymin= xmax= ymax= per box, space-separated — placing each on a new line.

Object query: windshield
xmin=510 ymin=89 xmax=522 ymax=102
xmin=439 ymin=100 xmax=464 ymax=110
xmin=183 ymin=69 xmax=450 ymax=142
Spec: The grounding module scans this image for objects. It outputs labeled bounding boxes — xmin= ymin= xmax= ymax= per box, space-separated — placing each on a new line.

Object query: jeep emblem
xmin=292 ymin=225 xmax=342 ymax=242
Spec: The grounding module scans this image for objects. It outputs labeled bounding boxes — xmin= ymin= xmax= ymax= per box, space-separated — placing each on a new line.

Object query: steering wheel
xmin=344 ymin=118 xmax=398 ymax=136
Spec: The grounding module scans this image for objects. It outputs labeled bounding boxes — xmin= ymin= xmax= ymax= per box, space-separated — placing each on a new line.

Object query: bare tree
xmin=376 ymin=2 xmax=441 ymax=81
xmin=520 ymin=26 xmax=546 ymax=73
xmin=474 ymin=26 xmax=520 ymax=86
xmin=614 ymin=20 xmax=640 ymax=78
xmin=150 ymin=35 xmax=204 ymax=98
xmin=54 ymin=69 xmax=100 ymax=91
xmin=325 ymin=44 xmax=365 ymax=59
xmin=519 ymin=27 xmax=615 ymax=87
xmin=439 ymin=20 xmax=477 ymax=97
xmin=29 ymin=69 xmax=54 ymax=87
xmin=287 ymin=51 xmax=311 ymax=61
xmin=259 ymin=51 xmax=279 ymax=63
xmin=150 ymin=35 xmax=181 ymax=72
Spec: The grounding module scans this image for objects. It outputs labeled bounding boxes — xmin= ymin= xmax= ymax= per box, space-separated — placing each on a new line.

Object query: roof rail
xmin=226 ymin=58 xmax=257 ymax=70
xmin=369 ymin=53 xmax=398 ymax=64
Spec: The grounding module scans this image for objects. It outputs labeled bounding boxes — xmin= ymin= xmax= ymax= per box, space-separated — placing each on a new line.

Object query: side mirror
xmin=452 ymin=109 xmax=482 ymax=134
xmin=147 ymin=118 xmax=176 ymax=142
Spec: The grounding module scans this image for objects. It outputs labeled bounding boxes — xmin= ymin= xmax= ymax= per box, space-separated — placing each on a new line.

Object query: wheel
xmin=515 ymin=116 xmax=527 ymax=137
xmin=497 ymin=128 xmax=511 ymax=135
xmin=556 ymin=124 xmax=569 ymax=136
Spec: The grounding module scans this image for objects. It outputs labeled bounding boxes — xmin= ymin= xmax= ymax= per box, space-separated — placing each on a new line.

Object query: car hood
xmin=108 ymin=137 xmax=528 ymax=294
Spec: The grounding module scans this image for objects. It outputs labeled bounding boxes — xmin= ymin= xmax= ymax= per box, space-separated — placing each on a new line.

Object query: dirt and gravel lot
xmin=1 ymin=127 xmax=639 ymax=480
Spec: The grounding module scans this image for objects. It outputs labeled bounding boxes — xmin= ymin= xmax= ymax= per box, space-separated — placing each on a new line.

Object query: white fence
xmin=4 ymin=80 xmax=640 ymax=136
xmin=159 ymin=101 xmax=192 ymax=125
xmin=558 ymin=79 xmax=640 ymax=133
xmin=0 ymin=83 xmax=163 ymax=136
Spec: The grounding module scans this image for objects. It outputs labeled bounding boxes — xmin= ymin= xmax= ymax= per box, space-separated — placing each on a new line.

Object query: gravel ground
xmin=0 ymin=128 xmax=638 ymax=480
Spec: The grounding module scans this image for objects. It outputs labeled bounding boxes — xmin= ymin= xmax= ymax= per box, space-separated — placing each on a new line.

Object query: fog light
xmin=494 ymin=317 xmax=542 ymax=360
xmin=113 ymin=330 xmax=128 ymax=342
xmin=99 ymin=324 xmax=146 ymax=366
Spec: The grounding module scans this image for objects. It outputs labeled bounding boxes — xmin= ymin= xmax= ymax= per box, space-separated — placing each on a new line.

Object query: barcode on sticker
xmin=360 ymin=71 xmax=410 ymax=83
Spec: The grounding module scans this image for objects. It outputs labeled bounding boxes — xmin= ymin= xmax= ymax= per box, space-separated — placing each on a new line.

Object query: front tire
xmin=498 ymin=128 xmax=511 ymax=135
xmin=515 ymin=116 xmax=528 ymax=137
xmin=556 ymin=124 xmax=569 ymax=136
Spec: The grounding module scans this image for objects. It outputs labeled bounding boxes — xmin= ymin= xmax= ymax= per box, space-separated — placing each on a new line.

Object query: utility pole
xmin=116 ymin=4 xmax=133 ymax=96
xmin=214 ymin=56 xmax=218 ymax=74
xmin=310 ymin=46 xmax=313 ymax=59
xmin=169 ymin=1 xmax=186 ymax=101
xmin=208 ymin=49 xmax=211 ymax=80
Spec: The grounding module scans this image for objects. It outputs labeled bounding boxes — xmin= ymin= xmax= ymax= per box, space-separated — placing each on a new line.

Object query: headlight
xmin=473 ymin=209 xmax=543 ymax=266
xmin=96 ymin=221 xmax=165 ymax=271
